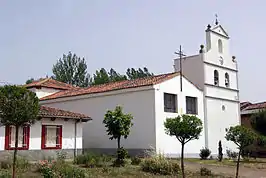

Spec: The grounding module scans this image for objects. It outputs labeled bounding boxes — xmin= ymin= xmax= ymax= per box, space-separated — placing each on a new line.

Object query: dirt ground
xmin=185 ymin=161 xmax=266 ymax=178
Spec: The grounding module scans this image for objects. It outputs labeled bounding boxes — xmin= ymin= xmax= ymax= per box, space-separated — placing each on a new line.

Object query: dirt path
xmin=185 ymin=161 xmax=266 ymax=178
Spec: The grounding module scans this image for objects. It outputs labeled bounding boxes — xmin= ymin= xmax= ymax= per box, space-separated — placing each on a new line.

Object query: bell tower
xmin=203 ymin=17 xmax=240 ymax=154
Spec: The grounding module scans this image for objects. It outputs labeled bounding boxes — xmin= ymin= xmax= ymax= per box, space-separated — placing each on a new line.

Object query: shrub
xmin=74 ymin=152 xmax=112 ymax=168
xmin=199 ymin=147 xmax=211 ymax=160
xmin=0 ymin=160 xmax=11 ymax=169
xmin=218 ymin=140 xmax=223 ymax=162
xmin=0 ymin=157 xmax=29 ymax=171
xmin=0 ymin=170 xmax=11 ymax=178
xmin=16 ymin=156 xmax=30 ymax=170
xmin=141 ymin=157 xmax=180 ymax=175
xmin=131 ymin=156 xmax=142 ymax=165
xmin=38 ymin=160 xmax=85 ymax=178
xmin=56 ymin=151 xmax=67 ymax=162
xmin=56 ymin=163 xmax=86 ymax=178
xmin=226 ymin=149 xmax=238 ymax=160
xmin=200 ymin=167 xmax=212 ymax=176
xmin=112 ymin=148 xmax=128 ymax=167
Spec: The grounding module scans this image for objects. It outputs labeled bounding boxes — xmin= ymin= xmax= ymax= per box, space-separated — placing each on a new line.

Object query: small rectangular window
xmin=164 ymin=93 xmax=177 ymax=113
xmin=41 ymin=125 xmax=62 ymax=149
xmin=5 ymin=125 xmax=30 ymax=150
xmin=186 ymin=96 xmax=198 ymax=114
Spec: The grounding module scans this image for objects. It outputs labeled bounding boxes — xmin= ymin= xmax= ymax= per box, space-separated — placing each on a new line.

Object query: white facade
xmin=0 ymin=118 xmax=83 ymax=151
xmin=41 ymin=75 xmax=204 ymax=157
xmin=28 ymin=87 xmax=62 ymax=98
xmin=174 ymin=22 xmax=240 ymax=154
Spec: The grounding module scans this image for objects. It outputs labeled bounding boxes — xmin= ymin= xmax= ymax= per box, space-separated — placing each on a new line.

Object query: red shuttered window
xmin=5 ymin=125 xmax=30 ymax=150
xmin=41 ymin=125 xmax=62 ymax=149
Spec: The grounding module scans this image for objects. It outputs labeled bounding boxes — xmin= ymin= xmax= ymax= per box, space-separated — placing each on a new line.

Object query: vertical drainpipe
xmin=74 ymin=119 xmax=78 ymax=159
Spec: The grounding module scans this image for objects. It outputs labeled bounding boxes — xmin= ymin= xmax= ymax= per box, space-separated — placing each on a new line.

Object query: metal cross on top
xmin=215 ymin=14 xmax=219 ymax=25
xmin=174 ymin=45 xmax=186 ymax=92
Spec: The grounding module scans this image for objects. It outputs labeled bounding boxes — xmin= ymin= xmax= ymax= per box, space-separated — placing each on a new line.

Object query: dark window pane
xmin=164 ymin=93 xmax=177 ymax=113
xmin=186 ymin=96 xmax=197 ymax=114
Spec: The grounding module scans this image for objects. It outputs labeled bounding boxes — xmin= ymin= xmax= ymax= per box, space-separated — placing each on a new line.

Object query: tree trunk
xmin=235 ymin=149 xmax=241 ymax=178
xmin=117 ymin=136 xmax=121 ymax=149
xmin=181 ymin=143 xmax=185 ymax=178
xmin=12 ymin=126 xmax=19 ymax=178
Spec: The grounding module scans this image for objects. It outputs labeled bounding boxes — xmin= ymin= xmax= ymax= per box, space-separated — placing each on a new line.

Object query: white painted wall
xmin=28 ymin=87 xmax=61 ymax=99
xmin=41 ymin=87 xmax=157 ymax=151
xmin=0 ymin=118 xmax=83 ymax=150
xmin=154 ymin=76 xmax=205 ymax=157
xmin=174 ymin=54 xmax=204 ymax=89
xmin=206 ymin=98 xmax=239 ymax=154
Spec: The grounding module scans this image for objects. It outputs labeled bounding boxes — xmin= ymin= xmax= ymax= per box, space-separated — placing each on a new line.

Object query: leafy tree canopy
xmin=164 ymin=114 xmax=203 ymax=178
xmin=103 ymin=106 xmax=133 ymax=149
xmin=0 ymin=85 xmax=40 ymax=178
xmin=164 ymin=115 xmax=203 ymax=144
xmin=250 ymin=110 xmax=266 ymax=136
xmin=25 ymin=78 xmax=35 ymax=84
xmin=126 ymin=67 xmax=153 ymax=80
xmin=52 ymin=51 xmax=90 ymax=87
xmin=225 ymin=125 xmax=257 ymax=150
xmin=0 ymin=85 xmax=40 ymax=126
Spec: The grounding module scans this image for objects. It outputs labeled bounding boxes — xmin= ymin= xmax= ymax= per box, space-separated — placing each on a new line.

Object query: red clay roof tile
xmin=242 ymin=102 xmax=266 ymax=111
xmin=40 ymin=72 xmax=181 ymax=101
xmin=39 ymin=106 xmax=91 ymax=120
xmin=24 ymin=78 xmax=77 ymax=90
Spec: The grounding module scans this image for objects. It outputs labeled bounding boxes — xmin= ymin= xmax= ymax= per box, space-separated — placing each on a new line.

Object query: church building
xmin=12 ymin=20 xmax=240 ymax=158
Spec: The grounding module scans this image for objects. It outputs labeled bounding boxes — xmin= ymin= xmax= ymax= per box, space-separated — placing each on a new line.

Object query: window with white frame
xmin=164 ymin=93 xmax=177 ymax=113
xmin=41 ymin=125 xmax=62 ymax=149
xmin=5 ymin=125 xmax=30 ymax=150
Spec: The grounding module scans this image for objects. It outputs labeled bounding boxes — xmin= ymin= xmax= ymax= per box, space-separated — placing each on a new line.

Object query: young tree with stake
xmin=103 ymin=106 xmax=133 ymax=166
xmin=0 ymin=85 xmax=40 ymax=178
xmin=164 ymin=115 xmax=203 ymax=178
xmin=225 ymin=125 xmax=257 ymax=178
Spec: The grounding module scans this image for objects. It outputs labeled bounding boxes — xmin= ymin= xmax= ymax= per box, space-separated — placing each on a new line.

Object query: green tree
xmin=0 ymin=85 xmax=40 ymax=178
xmin=164 ymin=115 xmax=203 ymax=178
xmin=91 ymin=68 xmax=110 ymax=85
xmin=225 ymin=125 xmax=257 ymax=178
xmin=103 ymin=106 xmax=133 ymax=149
xmin=250 ymin=109 xmax=266 ymax=136
xmin=108 ymin=68 xmax=127 ymax=82
xmin=52 ymin=51 xmax=90 ymax=87
xmin=25 ymin=78 xmax=34 ymax=84
xmin=126 ymin=67 xmax=153 ymax=80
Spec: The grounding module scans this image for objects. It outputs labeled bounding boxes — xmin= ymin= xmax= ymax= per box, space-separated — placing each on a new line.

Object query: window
xmin=41 ymin=125 xmax=62 ymax=149
xmin=5 ymin=125 xmax=30 ymax=150
xmin=218 ymin=39 xmax=223 ymax=53
xmin=214 ymin=70 xmax=219 ymax=86
xmin=164 ymin=93 xmax=177 ymax=113
xmin=225 ymin=73 xmax=230 ymax=87
xmin=186 ymin=96 xmax=198 ymax=114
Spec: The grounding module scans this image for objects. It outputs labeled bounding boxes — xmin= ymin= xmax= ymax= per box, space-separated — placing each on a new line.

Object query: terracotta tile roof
xmin=39 ymin=106 xmax=91 ymax=121
xmin=240 ymin=102 xmax=252 ymax=111
xmin=24 ymin=78 xmax=77 ymax=90
xmin=41 ymin=72 xmax=183 ymax=101
xmin=242 ymin=101 xmax=266 ymax=111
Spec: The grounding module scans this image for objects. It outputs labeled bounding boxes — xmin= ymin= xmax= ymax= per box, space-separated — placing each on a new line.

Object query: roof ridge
xmin=40 ymin=72 xmax=181 ymax=101
xmin=38 ymin=78 xmax=50 ymax=85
